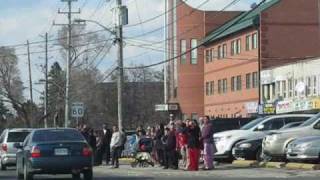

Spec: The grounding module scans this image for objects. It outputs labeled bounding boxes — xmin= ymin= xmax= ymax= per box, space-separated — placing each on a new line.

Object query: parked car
xmin=286 ymin=136 xmax=320 ymax=163
xmin=0 ymin=128 xmax=32 ymax=170
xmin=16 ymin=128 xmax=93 ymax=180
xmin=263 ymin=112 xmax=320 ymax=161
xmin=213 ymin=114 xmax=313 ymax=161
xmin=232 ymin=122 xmax=305 ymax=161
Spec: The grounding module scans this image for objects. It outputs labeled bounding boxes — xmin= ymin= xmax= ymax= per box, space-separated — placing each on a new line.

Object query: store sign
xmin=276 ymin=100 xmax=293 ymax=114
xmin=263 ymin=103 xmax=276 ymax=115
xmin=312 ymin=99 xmax=320 ymax=109
xmin=294 ymin=99 xmax=313 ymax=112
xmin=245 ymin=102 xmax=258 ymax=114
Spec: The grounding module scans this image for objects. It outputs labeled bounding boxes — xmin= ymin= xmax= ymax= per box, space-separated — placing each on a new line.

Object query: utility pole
xmin=116 ymin=0 xmax=124 ymax=133
xmin=27 ymin=40 xmax=34 ymax=128
xmin=44 ymin=33 xmax=48 ymax=128
xmin=54 ymin=0 xmax=80 ymax=127
xmin=164 ymin=0 xmax=168 ymax=104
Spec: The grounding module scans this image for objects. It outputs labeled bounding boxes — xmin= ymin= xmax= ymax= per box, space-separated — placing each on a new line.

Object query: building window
xmin=288 ymin=78 xmax=293 ymax=97
xmin=252 ymin=72 xmax=258 ymax=88
xmin=223 ymin=44 xmax=227 ymax=58
xmin=313 ymin=76 xmax=317 ymax=95
xmin=307 ymin=77 xmax=312 ymax=96
xmin=223 ymin=79 xmax=228 ymax=93
xmin=206 ymin=82 xmax=210 ymax=96
xmin=210 ymin=81 xmax=214 ymax=95
xmin=252 ymin=33 xmax=258 ymax=49
xmin=276 ymin=81 xmax=281 ymax=98
xmin=246 ymin=35 xmax=252 ymax=51
xmin=231 ymin=40 xmax=236 ymax=56
xmin=236 ymin=39 xmax=241 ymax=54
xmin=180 ymin=39 xmax=187 ymax=64
xmin=282 ymin=81 xmax=287 ymax=98
xmin=211 ymin=48 xmax=215 ymax=61
xmin=236 ymin=75 xmax=242 ymax=91
xmin=191 ymin=39 xmax=198 ymax=64
xmin=205 ymin=49 xmax=210 ymax=63
xmin=231 ymin=77 xmax=235 ymax=92
xmin=246 ymin=73 xmax=251 ymax=89
xmin=218 ymin=80 xmax=222 ymax=94
xmin=218 ymin=45 xmax=222 ymax=59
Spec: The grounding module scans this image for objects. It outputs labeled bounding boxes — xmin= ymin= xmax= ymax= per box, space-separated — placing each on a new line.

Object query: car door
xmin=0 ymin=130 xmax=7 ymax=157
xmin=17 ymin=135 xmax=30 ymax=172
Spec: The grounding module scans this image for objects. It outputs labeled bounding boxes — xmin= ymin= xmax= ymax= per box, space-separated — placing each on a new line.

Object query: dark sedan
xmin=232 ymin=138 xmax=263 ymax=161
xmin=16 ymin=128 xmax=93 ymax=180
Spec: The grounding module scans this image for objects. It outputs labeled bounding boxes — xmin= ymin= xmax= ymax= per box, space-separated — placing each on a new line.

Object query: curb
xmin=285 ymin=163 xmax=320 ymax=170
xmin=263 ymin=162 xmax=286 ymax=169
xmin=232 ymin=160 xmax=259 ymax=167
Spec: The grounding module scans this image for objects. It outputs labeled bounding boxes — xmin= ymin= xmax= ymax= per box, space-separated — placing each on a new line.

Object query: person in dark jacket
xmin=102 ymin=124 xmax=112 ymax=165
xmin=201 ymin=116 xmax=215 ymax=170
xmin=162 ymin=126 xmax=178 ymax=169
xmin=154 ymin=123 xmax=165 ymax=166
xmin=187 ymin=120 xmax=201 ymax=171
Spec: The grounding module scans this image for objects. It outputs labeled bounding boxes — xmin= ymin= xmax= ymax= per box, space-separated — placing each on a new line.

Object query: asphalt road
xmin=1 ymin=165 xmax=320 ymax=180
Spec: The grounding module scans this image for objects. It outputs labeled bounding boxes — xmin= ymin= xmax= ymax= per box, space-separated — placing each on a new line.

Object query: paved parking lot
xmin=1 ymin=164 xmax=320 ymax=180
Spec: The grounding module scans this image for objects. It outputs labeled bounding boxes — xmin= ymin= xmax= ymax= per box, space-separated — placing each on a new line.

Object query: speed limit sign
xmin=71 ymin=102 xmax=84 ymax=118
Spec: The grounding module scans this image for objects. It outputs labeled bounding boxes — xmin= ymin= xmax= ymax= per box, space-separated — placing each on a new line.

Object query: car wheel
xmin=23 ymin=163 xmax=33 ymax=180
xmin=72 ymin=173 xmax=81 ymax=180
xmin=83 ymin=169 xmax=93 ymax=180
xmin=255 ymin=148 xmax=263 ymax=162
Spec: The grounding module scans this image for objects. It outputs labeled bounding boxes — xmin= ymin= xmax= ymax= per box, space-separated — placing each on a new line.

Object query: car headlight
xmin=239 ymin=143 xmax=252 ymax=149
xmin=214 ymin=135 xmax=232 ymax=142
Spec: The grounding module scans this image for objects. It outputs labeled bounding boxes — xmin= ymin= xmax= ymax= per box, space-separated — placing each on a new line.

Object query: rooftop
xmin=202 ymin=0 xmax=280 ymax=45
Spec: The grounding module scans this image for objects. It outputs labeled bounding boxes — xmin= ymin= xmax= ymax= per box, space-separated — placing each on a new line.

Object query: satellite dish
xmin=295 ymin=82 xmax=305 ymax=93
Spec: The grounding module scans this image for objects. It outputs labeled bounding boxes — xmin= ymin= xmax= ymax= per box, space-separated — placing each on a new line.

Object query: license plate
xmin=287 ymin=149 xmax=292 ymax=153
xmin=54 ymin=148 xmax=68 ymax=156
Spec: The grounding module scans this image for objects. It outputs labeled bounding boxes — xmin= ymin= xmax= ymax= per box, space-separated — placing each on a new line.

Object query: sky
xmin=0 ymin=0 xmax=261 ymax=104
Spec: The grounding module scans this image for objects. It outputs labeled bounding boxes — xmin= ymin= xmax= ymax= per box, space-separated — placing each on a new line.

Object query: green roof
xmin=202 ymin=0 xmax=280 ymax=45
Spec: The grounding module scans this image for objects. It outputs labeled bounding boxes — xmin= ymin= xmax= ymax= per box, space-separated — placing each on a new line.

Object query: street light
xmin=74 ymin=18 xmax=125 ymax=133
xmin=74 ymin=19 xmax=116 ymax=35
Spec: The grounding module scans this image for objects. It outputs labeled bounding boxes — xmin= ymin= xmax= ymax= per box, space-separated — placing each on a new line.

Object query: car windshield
xmin=7 ymin=131 xmax=30 ymax=142
xmin=32 ymin=129 xmax=85 ymax=142
xmin=240 ymin=117 xmax=266 ymax=130
xmin=299 ymin=113 xmax=320 ymax=127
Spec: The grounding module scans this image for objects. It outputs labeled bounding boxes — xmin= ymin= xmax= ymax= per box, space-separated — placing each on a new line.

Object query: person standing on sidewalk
xmin=187 ymin=120 xmax=201 ymax=171
xmin=201 ymin=116 xmax=216 ymax=170
xmin=103 ymin=124 xmax=112 ymax=165
xmin=110 ymin=126 xmax=123 ymax=168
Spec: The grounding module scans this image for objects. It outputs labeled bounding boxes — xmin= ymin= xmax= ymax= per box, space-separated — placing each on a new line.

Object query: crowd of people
xmin=77 ymin=115 xmax=216 ymax=171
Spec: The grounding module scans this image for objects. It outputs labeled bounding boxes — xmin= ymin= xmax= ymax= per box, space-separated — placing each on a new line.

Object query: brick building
xmin=166 ymin=0 xmax=241 ymax=120
xmin=166 ymin=0 xmax=320 ymax=119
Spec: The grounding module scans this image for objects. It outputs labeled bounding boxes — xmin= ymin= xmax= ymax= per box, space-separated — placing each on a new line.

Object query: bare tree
xmin=0 ymin=47 xmax=31 ymax=127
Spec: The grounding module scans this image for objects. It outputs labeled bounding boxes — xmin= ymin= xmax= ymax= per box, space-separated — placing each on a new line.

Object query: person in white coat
xmin=110 ymin=126 xmax=123 ymax=168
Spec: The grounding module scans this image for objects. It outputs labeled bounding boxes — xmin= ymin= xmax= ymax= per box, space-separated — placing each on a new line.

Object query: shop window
xmin=288 ymin=78 xmax=293 ymax=97
xmin=282 ymin=81 xmax=287 ymax=98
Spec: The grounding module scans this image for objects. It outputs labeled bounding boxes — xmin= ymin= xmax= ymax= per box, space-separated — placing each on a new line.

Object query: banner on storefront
xmin=263 ymin=103 xmax=276 ymax=115
xmin=276 ymin=100 xmax=293 ymax=114
xmin=245 ymin=102 xmax=258 ymax=114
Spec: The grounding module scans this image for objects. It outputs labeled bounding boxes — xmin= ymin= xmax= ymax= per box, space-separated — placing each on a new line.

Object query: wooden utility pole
xmin=27 ymin=40 xmax=34 ymax=128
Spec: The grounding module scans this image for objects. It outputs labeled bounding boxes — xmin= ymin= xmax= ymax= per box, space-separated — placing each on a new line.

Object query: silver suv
xmin=263 ymin=113 xmax=320 ymax=160
xmin=0 ymin=128 xmax=32 ymax=170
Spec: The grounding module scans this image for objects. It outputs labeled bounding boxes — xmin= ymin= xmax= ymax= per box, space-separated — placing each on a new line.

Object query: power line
xmin=121 ymin=0 xmax=266 ymax=69
xmin=125 ymin=0 xmax=211 ymax=39
xmin=125 ymin=0 xmax=189 ymax=28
